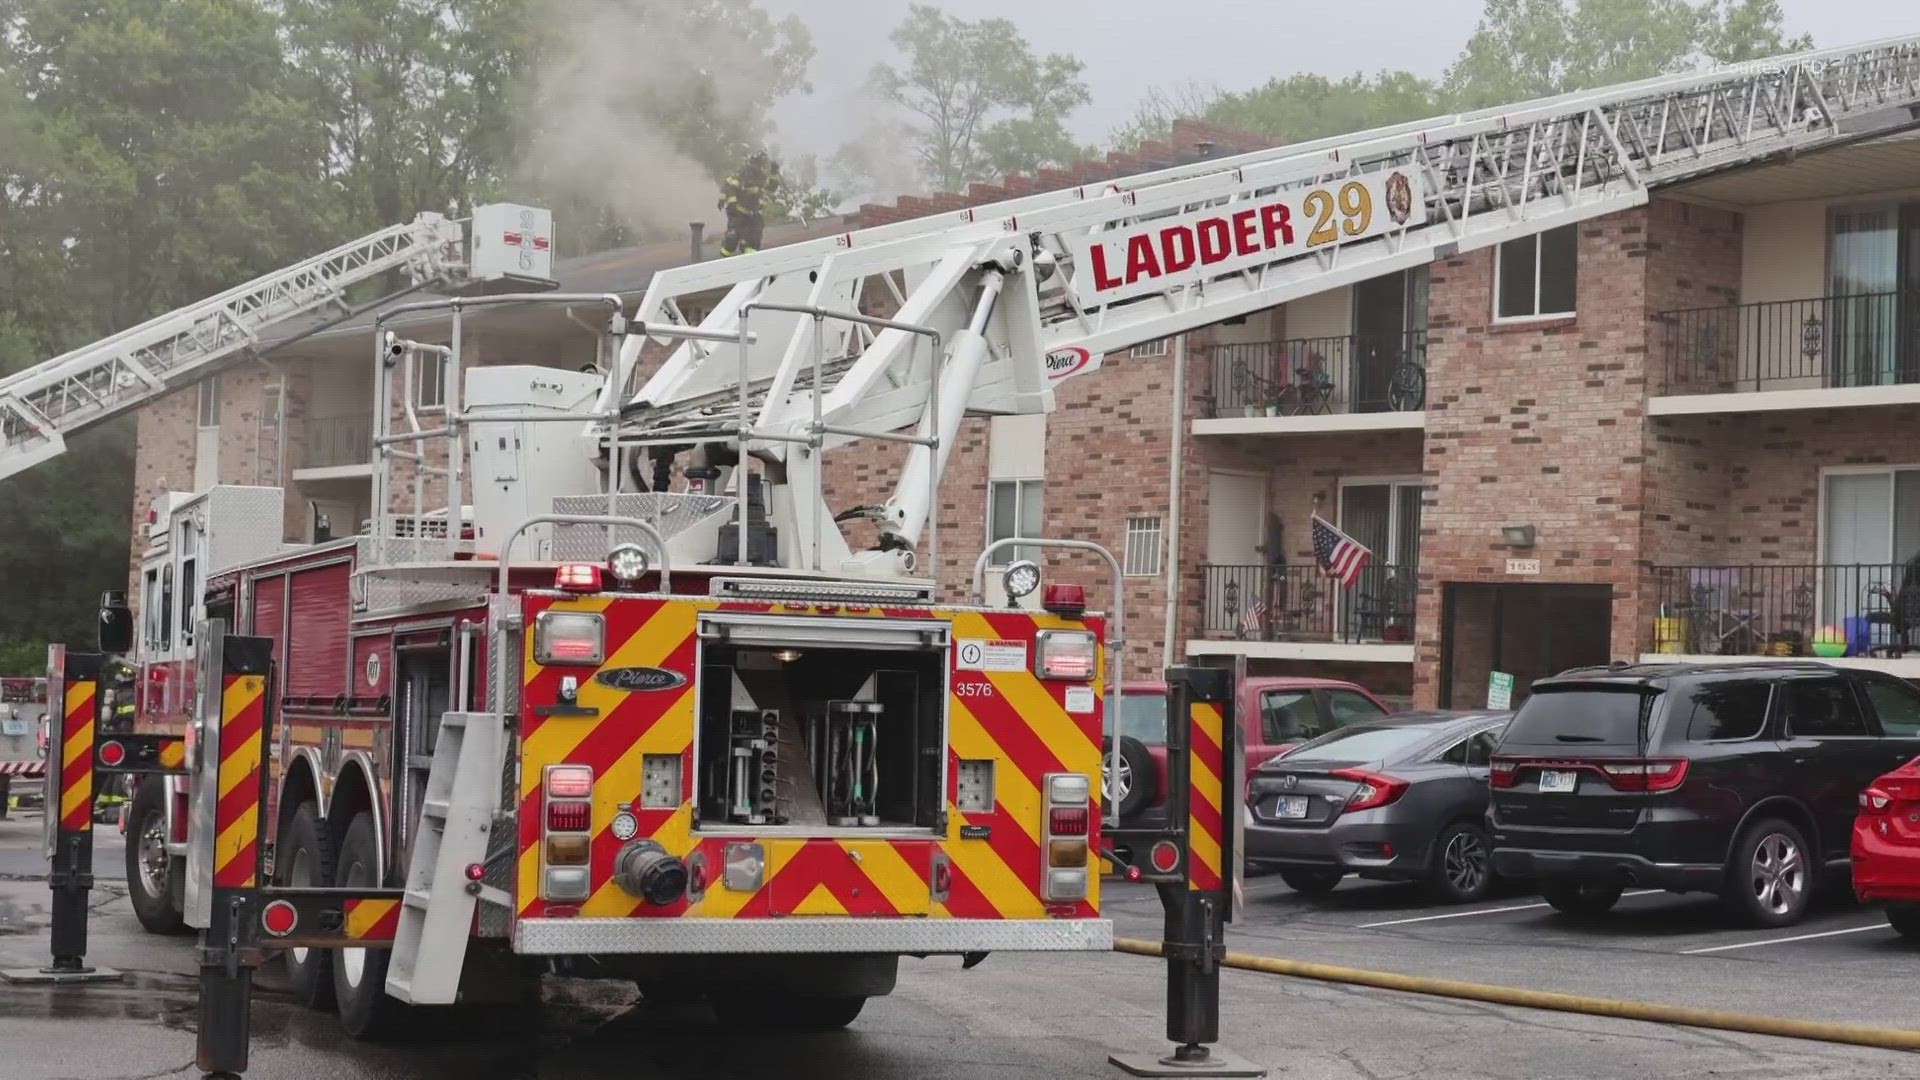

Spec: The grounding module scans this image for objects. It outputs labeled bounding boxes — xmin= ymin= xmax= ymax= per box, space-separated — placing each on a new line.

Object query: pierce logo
xmin=1044 ymin=346 xmax=1100 ymax=381
xmin=594 ymin=667 xmax=688 ymax=692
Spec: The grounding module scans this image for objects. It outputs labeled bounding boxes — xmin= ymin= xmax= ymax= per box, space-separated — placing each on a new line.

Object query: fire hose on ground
xmin=1112 ymin=938 xmax=1920 ymax=1054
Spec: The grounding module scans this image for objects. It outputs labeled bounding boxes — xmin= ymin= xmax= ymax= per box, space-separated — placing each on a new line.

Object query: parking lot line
xmin=1357 ymin=891 xmax=1661 ymax=929
xmin=1680 ymin=923 xmax=1888 ymax=955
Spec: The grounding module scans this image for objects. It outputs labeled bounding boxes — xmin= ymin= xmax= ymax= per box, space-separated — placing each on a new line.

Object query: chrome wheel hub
xmin=136 ymin=812 xmax=169 ymax=900
xmin=1444 ymin=831 xmax=1487 ymax=894
xmin=1750 ymin=833 xmax=1805 ymax=916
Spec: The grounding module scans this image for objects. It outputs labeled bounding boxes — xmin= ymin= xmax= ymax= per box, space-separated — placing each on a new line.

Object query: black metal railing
xmin=1649 ymin=563 xmax=1920 ymax=657
xmin=1201 ymin=563 xmax=1416 ymax=644
xmin=1203 ymin=331 xmax=1427 ymax=418
xmin=1657 ymin=290 xmax=1920 ymax=394
xmin=304 ymin=415 xmax=372 ymax=469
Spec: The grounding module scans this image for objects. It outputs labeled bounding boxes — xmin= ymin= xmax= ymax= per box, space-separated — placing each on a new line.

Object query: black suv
xmin=1488 ymin=661 xmax=1920 ymax=928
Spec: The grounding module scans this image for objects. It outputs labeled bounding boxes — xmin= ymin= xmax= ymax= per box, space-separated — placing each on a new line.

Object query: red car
xmin=1105 ymin=677 xmax=1394 ymax=821
xmin=1853 ymin=756 xmax=1920 ymax=938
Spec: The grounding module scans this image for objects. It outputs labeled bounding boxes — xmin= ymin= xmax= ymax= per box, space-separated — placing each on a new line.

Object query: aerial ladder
xmin=597 ymin=33 xmax=1920 ymax=580
xmin=0 ymin=204 xmax=554 ymax=482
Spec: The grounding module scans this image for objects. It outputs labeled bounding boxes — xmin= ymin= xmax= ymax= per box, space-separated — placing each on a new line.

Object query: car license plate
xmin=1276 ymin=796 xmax=1310 ymax=819
xmin=1538 ymin=770 xmax=1578 ymax=794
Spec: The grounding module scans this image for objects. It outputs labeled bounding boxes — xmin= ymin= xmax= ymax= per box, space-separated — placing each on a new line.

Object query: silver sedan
xmin=1245 ymin=711 xmax=1511 ymax=902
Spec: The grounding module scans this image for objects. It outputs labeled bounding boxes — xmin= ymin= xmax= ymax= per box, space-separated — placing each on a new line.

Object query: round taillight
xmin=1148 ymin=840 xmax=1181 ymax=875
xmin=98 ymin=740 xmax=126 ymax=767
xmin=260 ymin=900 xmax=298 ymax=938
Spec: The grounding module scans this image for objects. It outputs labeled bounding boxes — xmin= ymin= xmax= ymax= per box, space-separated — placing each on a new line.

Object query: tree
xmin=867 ymin=5 xmax=1091 ymax=191
xmin=1443 ymin=0 xmax=1811 ymax=110
xmin=1109 ymin=81 xmax=1226 ymax=152
xmin=0 ymin=0 xmax=335 ymax=669
xmin=1207 ymin=72 xmax=1442 ymax=147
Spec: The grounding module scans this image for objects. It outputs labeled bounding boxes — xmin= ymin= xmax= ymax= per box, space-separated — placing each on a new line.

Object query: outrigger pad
xmin=0 ymin=965 xmax=123 ymax=984
xmin=1108 ymin=1047 xmax=1266 ymax=1078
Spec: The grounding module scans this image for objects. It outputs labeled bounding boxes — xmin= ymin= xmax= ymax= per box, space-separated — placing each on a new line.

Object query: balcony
xmin=1643 ymin=564 xmax=1920 ymax=670
xmin=1652 ymin=291 xmax=1920 ymax=415
xmin=1195 ymin=332 xmax=1427 ymax=435
xmin=295 ymin=415 xmax=373 ymax=480
xmin=1190 ymin=563 xmax=1418 ymax=663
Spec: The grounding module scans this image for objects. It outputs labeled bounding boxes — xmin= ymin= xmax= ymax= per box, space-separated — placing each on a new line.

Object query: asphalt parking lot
xmin=3 ymin=813 xmax=1919 ymax=1079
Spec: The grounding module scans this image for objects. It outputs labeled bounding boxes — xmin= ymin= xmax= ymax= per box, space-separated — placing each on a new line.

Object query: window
xmin=1260 ymin=690 xmax=1319 ymax=743
xmin=1283 ymin=725 xmax=1428 ymax=763
xmin=1502 ymin=687 xmax=1651 ymax=748
xmin=1864 ymin=679 xmax=1920 ymax=737
xmin=1443 ymin=727 xmax=1506 ymax=767
xmin=1124 ymin=516 xmax=1163 ymax=577
xmin=415 ymin=352 xmax=448 ymax=409
xmin=987 ymin=479 xmax=1044 ymax=566
xmin=1110 ymin=692 xmax=1168 ymax=744
xmin=1130 ymin=338 xmax=1170 ymax=358
xmin=179 ymin=558 xmax=197 ymax=648
xmin=159 ymin=564 xmax=174 ymax=653
xmin=1324 ymin=690 xmax=1389 ymax=727
xmin=1683 ymin=681 xmax=1772 ymax=742
xmin=1494 ymin=225 xmax=1577 ymax=320
xmin=197 ymin=375 xmax=221 ymax=427
xmin=1783 ymin=678 xmax=1869 ymax=738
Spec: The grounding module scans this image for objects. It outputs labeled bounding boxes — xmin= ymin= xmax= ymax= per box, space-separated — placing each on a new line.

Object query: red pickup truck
xmin=1105 ymin=677 xmax=1394 ymax=820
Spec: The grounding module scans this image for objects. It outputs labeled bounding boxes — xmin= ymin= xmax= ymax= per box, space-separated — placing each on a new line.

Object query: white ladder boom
xmin=0 ymin=214 xmax=464 ymax=482
xmin=603 ymin=36 xmax=1920 ymax=565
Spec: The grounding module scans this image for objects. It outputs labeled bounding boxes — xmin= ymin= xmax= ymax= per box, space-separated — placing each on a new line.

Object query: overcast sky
xmin=759 ymin=0 xmax=1915 ymax=163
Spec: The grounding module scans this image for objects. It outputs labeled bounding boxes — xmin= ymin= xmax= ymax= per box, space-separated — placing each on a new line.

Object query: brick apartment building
xmin=126 ymin=118 xmax=1920 ymax=707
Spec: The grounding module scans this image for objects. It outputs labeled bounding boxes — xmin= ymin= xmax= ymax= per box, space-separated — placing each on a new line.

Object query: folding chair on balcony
xmin=1280 ymin=353 xmax=1334 ymax=416
xmin=1866 ymin=554 xmax=1920 ymax=658
xmin=1687 ymin=569 xmax=1762 ymax=655
xmin=1354 ymin=573 xmax=1413 ymax=643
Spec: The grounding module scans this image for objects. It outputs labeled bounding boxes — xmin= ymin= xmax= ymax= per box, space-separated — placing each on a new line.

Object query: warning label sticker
xmin=956 ymin=639 xmax=1028 ymax=672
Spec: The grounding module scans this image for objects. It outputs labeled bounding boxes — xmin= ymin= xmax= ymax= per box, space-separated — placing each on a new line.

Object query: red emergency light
xmin=97 ymin=741 xmax=127 ymax=768
xmin=260 ymin=900 xmax=298 ymax=938
xmin=1042 ymin=583 xmax=1086 ymax=618
xmin=554 ymin=564 xmax=604 ymax=592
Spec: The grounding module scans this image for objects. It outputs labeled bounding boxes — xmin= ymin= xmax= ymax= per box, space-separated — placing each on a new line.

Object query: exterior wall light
xmin=1501 ymin=525 xmax=1536 ymax=549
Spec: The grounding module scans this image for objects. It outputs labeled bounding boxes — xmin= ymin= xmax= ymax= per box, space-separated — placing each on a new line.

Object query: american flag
xmin=1311 ymin=514 xmax=1372 ymax=589
xmin=1241 ymin=596 xmax=1267 ymax=635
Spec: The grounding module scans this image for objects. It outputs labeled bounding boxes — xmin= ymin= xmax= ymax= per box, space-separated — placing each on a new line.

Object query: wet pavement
xmin=2 ymin=813 xmax=1916 ymax=1079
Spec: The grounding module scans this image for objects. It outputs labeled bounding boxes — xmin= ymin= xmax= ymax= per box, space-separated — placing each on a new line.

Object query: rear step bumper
xmin=513 ymin=917 xmax=1112 ymax=955
xmin=1490 ymin=846 xmax=1721 ymax=891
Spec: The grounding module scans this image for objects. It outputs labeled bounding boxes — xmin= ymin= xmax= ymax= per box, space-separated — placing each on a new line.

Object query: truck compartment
xmin=695 ymin=619 xmax=948 ymax=834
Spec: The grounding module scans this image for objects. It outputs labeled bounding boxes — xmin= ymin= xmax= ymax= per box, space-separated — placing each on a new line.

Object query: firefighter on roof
xmin=718 ymin=151 xmax=779 ymax=256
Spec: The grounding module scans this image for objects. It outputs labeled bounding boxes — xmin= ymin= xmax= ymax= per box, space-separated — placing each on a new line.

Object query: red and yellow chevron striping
xmin=343 ymin=897 xmax=401 ymax=942
xmin=158 ymin=737 xmax=186 ymax=771
xmin=513 ymin=594 xmax=1106 ymax=924
xmin=1186 ymin=700 xmax=1226 ymax=893
xmin=57 ymin=678 xmax=97 ymax=833
xmin=212 ymin=673 xmax=267 ymax=889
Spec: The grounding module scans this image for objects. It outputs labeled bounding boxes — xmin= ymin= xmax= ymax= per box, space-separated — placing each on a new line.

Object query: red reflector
xmin=1126 ymin=865 xmax=1142 ymax=882
xmin=1049 ymin=806 xmax=1090 ymax=836
xmin=1148 ymin=840 xmax=1180 ymax=874
xmin=1042 ymin=583 xmax=1087 ymax=617
xmin=260 ymin=900 xmax=298 ymax=937
xmin=98 ymin=740 xmax=126 ymax=767
xmin=555 ymin=564 xmax=603 ymax=592
xmin=546 ymin=801 xmax=592 ymax=832
xmin=465 ymin=863 xmax=486 ymax=881
xmin=546 ymin=765 xmax=594 ymax=797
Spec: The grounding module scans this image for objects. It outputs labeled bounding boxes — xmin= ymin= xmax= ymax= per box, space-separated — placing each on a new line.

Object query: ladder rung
xmin=404 ymin=889 xmax=432 ymax=911
xmin=421 ymin=798 xmax=450 ymax=820
xmin=440 ymin=713 xmax=470 ymax=730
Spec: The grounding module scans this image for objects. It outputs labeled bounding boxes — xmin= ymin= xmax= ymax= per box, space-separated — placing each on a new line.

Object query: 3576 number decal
xmin=954 ymin=681 xmax=995 ymax=699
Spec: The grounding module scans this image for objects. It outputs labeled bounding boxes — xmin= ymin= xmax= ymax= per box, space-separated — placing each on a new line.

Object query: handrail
xmin=970 ymin=537 xmax=1126 ymax=828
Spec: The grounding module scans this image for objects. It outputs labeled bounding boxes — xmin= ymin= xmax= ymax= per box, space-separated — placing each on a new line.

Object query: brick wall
xmin=1411 ymin=207 xmax=1660 ymax=705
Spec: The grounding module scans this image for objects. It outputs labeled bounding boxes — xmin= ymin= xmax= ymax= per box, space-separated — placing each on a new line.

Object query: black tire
xmin=331 ymin=813 xmax=407 ymax=1040
xmin=278 ymin=803 xmax=335 ymax=1010
xmin=1541 ymin=881 xmax=1623 ymax=917
xmin=1427 ymin=820 xmax=1496 ymax=903
xmin=1887 ymin=903 xmax=1920 ymax=940
xmin=1722 ymin=817 xmax=1812 ymax=929
xmin=1279 ymin=867 xmax=1345 ymax=896
xmin=126 ymin=778 xmax=184 ymax=933
xmin=1102 ymin=736 xmax=1157 ymax=818
xmin=711 ymin=992 xmax=866 ymax=1032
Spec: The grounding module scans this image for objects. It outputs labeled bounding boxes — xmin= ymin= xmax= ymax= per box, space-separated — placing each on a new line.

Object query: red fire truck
xmin=0 ymin=677 xmax=49 ymax=816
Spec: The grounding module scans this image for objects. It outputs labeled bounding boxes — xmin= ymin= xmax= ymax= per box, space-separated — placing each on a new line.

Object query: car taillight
xmin=546 ymin=801 xmax=592 ymax=832
xmin=1329 ymin=768 xmax=1409 ymax=812
xmin=1489 ymin=758 xmax=1519 ymax=789
xmin=1042 ymin=773 xmax=1092 ymax=901
xmin=1597 ymin=758 xmax=1689 ymax=792
xmin=1860 ymin=787 xmax=1894 ymax=814
xmin=1035 ymin=631 xmax=1097 ymax=681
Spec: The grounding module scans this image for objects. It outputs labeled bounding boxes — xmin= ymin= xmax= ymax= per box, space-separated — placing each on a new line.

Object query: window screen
xmin=1124 ymin=516 xmax=1163 ymax=577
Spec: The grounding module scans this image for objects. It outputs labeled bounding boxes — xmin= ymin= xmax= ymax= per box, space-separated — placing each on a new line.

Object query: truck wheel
xmin=712 ymin=992 xmax=866 ymax=1032
xmin=279 ymin=803 xmax=335 ymax=1010
xmin=331 ymin=813 xmax=406 ymax=1040
xmin=126 ymin=779 xmax=184 ymax=933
